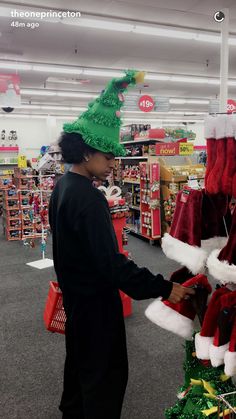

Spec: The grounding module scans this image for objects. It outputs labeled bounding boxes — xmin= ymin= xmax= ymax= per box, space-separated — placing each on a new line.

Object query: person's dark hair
xmin=58 ymin=132 xmax=98 ymax=164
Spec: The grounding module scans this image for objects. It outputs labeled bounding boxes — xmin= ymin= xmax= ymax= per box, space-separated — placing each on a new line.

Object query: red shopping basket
xmin=44 ymin=281 xmax=132 ymax=334
xmin=44 ymin=281 xmax=66 ymax=334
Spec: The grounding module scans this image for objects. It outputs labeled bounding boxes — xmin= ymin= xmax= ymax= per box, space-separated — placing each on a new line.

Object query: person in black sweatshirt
xmin=49 ymin=71 xmax=194 ymax=419
xmin=49 ymin=131 xmax=194 ymax=419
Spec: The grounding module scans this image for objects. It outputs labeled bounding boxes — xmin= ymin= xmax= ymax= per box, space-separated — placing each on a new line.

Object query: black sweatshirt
xmin=49 ymin=172 xmax=173 ymax=300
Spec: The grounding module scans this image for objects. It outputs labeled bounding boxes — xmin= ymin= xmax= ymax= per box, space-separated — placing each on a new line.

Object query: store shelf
xmin=129 ymin=205 xmax=140 ymax=211
xmin=0 ymin=163 xmax=18 ymax=166
xmin=123 ymin=179 xmax=140 ymax=185
xmin=116 ymin=156 xmax=148 ymax=160
xmin=120 ymin=139 xmax=160 ymax=145
xmin=0 ymin=147 xmax=19 ymax=152
xmin=126 ymin=225 xmax=142 ymax=236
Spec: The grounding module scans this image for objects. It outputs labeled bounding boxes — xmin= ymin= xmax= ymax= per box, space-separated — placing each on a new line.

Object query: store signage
xmin=155 ymin=143 xmax=179 ymax=156
xmin=0 ymin=74 xmax=21 ymax=107
xmin=138 ymin=95 xmax=155 ymax=112
xmin=227 ymin=99 xmax=236 ymax=114
xmin=18 ymin=155 xmax=27 ymax=168
xmin=209 ymin=99 xmax=236 ymax=114
xmin=124 ymin=95 xmax=170 ymax=112
xmin=179 ymin=142 xmax=194 ymax=155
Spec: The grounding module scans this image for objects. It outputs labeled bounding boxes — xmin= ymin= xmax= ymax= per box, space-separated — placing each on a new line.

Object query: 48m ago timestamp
xmin=11 ymin=21 xmax=40 ymax=29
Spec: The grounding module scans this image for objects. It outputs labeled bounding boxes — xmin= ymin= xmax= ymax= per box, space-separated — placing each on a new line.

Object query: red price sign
xmin=138 ymin=95 xmax=155 ymax=112
xmin=227 ymin=99 xmax=236 ymax=114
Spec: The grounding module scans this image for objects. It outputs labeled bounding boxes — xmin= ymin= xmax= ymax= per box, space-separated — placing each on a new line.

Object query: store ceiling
xmin=0 ymin=0 xmax=236 ymax=120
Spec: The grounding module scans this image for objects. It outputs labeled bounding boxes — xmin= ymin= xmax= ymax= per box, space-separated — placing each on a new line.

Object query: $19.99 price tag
xmin=138 ymin=95 xmax=155 ymax=112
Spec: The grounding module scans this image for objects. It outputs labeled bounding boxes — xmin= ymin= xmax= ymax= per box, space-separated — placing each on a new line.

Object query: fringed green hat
xmin=63 ymin=70 xmax=145 ymax=157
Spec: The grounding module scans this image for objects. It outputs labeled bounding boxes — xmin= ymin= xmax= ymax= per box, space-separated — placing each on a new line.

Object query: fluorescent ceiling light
xmin=170 ymin=99 xmax=209 ymax=105
xmin=83 ymin=69 xmax=123 ymax=77
xmin=21 ymin=89 xmax=96 ymax=98
xmin=63 ymin=17 xmax=133 ymax=32
xmin=56 ymin=91 xmax=95 ymax=98
xmin=21 ymin=89 xmax=55 ymax=96
xmin=171 ymin=111 xmax=207 ymax=115
xmin=1 ymin=61 xmax=236 ymax=87
xmin=145 ymin=74 xmax=170 ymax=81
xmin=0 ymin=113 xmax=79 ymax=120
xmin=61 ymin=15 xmax=236 ymax=46
xmin=123 ymin=118 xmax=204 ymax=123
xmin=171 ymin=76 xmax=207 ymax=84
xmin=187 ymin=99 xmax=210 ymax=105
xmin=0 ymin=62 xmax=32 ymax=70
xmin=33 ymin=64 xmax=83 ymax=75
xmin=16 ymin=104 xmax=86 ymax=111
xmin=0 ymin=114 xmax=46 ymax=119
xmin=122 ymin=110 xmax=207 ymax=116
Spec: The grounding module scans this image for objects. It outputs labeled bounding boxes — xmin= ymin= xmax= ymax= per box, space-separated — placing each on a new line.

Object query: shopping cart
xmin=217 ymin=391 xmax=236 ymax=418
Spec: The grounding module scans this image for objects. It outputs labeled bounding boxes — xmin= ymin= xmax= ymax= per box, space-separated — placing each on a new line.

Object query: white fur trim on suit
xmin=204 ymin=116 xmax=216 ymax=139
xmin=224 ymin=350 xmax=236 ymax=377
xmin=209 ymin=342 xmax=229 ymax=367
xmin=145 ymin=299 xmax=193 ymax=340
xmin=195 ymin=332 xmax=213 ymax=360
xmin=207 ymin=249 xmax=236 ymax=285
xmin=162 ymin=233 xmax=207 ymax=275
xmin=201 ymin=237 xmax=227 ymax=254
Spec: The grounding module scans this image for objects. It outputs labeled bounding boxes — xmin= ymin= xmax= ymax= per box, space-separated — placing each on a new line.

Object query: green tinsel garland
xmin=165 ymin=338 xmax=236 ymax=419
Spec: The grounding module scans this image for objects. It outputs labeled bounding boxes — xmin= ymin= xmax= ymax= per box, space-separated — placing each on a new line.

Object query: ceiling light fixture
xmin=15 ymin=104 xmax=86 ymax=111
xmin=21 ymin=89 xmax=96 ymax=98
xmin=170 ymin=99 xmax=210 ymax=105
xmin=32 ymin=64 xmax=83 ymax=75
xmin=61 ymin=16 xmax=236 ymax=45
xmin=1 ymin=61 xmax=236 ymax=87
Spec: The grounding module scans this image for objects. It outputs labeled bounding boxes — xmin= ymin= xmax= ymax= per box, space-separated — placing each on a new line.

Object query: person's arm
xmin=80 ymin=195 xmax=173 ymax=300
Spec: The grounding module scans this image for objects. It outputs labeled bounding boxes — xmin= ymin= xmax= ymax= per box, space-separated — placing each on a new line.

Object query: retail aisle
xmin=0 ymin=233 xmax=185 ymax=419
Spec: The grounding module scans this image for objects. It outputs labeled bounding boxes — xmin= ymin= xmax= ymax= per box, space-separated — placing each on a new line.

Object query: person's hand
xmin=167 ymin=283 xmax=195 ymax=304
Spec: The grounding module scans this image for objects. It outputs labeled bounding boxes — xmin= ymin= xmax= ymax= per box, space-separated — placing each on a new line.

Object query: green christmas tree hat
xmin=63 ymin=70 xmax=145 ymax=157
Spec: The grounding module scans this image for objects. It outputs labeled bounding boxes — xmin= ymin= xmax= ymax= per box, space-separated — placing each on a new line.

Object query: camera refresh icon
xmin=214 ymin=11 xmax=225 ymax=22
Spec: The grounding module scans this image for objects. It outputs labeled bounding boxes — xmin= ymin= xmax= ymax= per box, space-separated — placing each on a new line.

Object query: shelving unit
xmin=0 ymin=146 xmax=19 ymax=166
xmin=113 ymin=128 xmax=205 ymax=240
xmin=2 ymin=168 xmax=52 ymax=241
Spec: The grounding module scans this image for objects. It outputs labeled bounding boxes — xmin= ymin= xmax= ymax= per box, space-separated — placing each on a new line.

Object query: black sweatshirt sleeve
xmin=80 ymin=196 xmax=173 ymax=301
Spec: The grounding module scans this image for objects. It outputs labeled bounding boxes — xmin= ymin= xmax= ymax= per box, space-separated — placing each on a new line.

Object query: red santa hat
xmin=209 ymin=290 xmax=236 ymax=367
xmin=145 ymin=274 xmax=211 ymax=340
xmin=162 ymin=188 xmax=228 ymax=275
xmin=224 ymin=312 xmax=236 ymax=377
xmin=195 ymin=286 xmax=230 ymax=360
xmin=169 ymin=266 xmax=194 ymax=284
xmin=207 ymin=115 xmax=227 ymax=195
xmin=207 ymin=207 xmax=236 ymax=285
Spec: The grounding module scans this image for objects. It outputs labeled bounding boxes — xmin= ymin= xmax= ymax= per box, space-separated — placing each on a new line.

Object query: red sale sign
xmin=138 ymin=95 xmax=155 ymax=112
xmin=227 ymin=99 xmax=236 ymax=114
